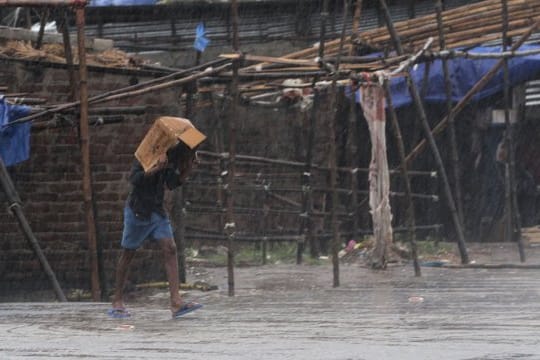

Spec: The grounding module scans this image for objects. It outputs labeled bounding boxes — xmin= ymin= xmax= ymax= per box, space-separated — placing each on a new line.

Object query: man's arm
xmin=164 ymin=168 xmax=183 ymax=190
xmin=128 ymin=161 xmax=146 ymax=186
xmin=129 ymin=153 xmax=168 ymax=186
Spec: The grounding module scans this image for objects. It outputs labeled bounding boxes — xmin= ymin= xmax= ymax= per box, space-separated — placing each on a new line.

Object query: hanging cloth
xmin=0 ymin=96 xmax=32 ymax=166
xmin=360 ymin=79 xmax=393 ymax=268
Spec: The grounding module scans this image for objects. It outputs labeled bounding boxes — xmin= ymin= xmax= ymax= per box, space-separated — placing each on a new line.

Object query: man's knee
xmin=160 ymin=238 xmax=177 ymax=257
xmin=120 ymin=249 xmax=136 ymax=263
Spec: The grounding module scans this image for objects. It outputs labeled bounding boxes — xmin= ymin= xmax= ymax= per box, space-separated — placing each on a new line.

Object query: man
xmin=108 ymin=142 xmax=202 ymax=319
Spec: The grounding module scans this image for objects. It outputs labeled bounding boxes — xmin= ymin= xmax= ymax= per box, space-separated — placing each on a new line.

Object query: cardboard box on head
xmin=135 ymin=116 xmax=206 ymax=172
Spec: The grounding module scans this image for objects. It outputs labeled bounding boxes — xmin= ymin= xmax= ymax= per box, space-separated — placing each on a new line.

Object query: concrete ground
xmin=2 ymin=242 xmax=540 ymax=359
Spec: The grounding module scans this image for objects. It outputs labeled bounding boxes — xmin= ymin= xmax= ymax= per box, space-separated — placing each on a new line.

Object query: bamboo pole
xmin=0 ymin=155 xmax=66 ymax=302
xmin=328 ymin=0 xmax=349 ymax=288
xmin=435 ymin=1 xmax=464 ymax=229
xmin=379 ymin=0 xmax=469 ymax=264
xmin=349 ymin=168 xmax=359 ymax=241
xmin=349 ymin=0 xmax=363 ymax=55
xmin=0 ymin=0 xmax=86 ymax=5
xmin=347 ymin=0 xmax=362 ymax=241
xmin=76 ymin=7 xmax=100 ymax=302
xmin=383 ymin=80 xmax=420 ymax=276
xmin=8 ymin=59 xmax=231 ymax=127
xmin=172 ymin=90 xmax=194 ymax=283
xmin=296 ymin=0 xmax=332 ymax=265
xmin=261 ymin=179 xmax=269 ymax=265
xmin=198 ymin=150 xmax=437 ymax=177
xmin=298 ymin=98 xmax=317 ymax=260
xmin=501 ymin=0 xmax=526 ymax=261
xmin=34 ymin=8 xmax=48 ymax=50
xmin=226 ymin=0 xmax=240 ymax=297
xmin=60 ymin=9 xmax=77 ymax=102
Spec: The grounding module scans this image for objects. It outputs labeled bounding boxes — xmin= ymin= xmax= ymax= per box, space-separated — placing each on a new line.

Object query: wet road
xmin=1 ymin=263 xmax=540 ymax=359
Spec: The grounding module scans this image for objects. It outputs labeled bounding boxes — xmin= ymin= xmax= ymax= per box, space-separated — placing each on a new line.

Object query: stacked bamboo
xmin=221 ymin=0 xmax=540 ymax=100
xmin=236 ymin=0 xmax=540 ymax=78
xmin=356 ymin=0 xmax=540 ymax=52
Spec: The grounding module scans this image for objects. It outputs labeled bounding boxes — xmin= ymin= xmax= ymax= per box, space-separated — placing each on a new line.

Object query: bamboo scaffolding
xmin=379 ymin=0 xmax=469 ymax=264
xmin=435 ymin=1 xmax=464 ymax=231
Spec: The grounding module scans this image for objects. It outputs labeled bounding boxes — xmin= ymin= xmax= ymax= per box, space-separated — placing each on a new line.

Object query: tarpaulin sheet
xmin=0 ymin=97 xmax=32 ymax=166
xmin=374 ymin=44 xmax=540 ymax=108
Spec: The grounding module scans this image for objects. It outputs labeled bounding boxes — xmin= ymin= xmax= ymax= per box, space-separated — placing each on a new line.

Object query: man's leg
xmin=158 ymin=238 xmax=183 ymax=311
xmin=112 ymin=249 xmax=136 ymax=309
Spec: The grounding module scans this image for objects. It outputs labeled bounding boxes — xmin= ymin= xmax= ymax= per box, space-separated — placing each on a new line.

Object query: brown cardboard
xmin=135 ymin=116 xmax=206 ymax=172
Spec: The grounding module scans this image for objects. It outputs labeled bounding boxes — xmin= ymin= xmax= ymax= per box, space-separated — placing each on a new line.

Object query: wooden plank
xmin=221 ymin=53 xmax=318 ymax=66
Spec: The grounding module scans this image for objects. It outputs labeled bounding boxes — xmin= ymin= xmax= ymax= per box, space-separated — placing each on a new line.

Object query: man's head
xmin=167 ymin=142 xmax=199 ymax=174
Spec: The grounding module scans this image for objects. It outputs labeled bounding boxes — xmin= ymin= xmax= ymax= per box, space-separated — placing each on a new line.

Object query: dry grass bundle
xmin=0 ymin=40 xmax=65 ymax=63
xmin=86 ymin=48 xmax=134 ymax=67
xmin=0 ymin=40 xmax=146 ymax=69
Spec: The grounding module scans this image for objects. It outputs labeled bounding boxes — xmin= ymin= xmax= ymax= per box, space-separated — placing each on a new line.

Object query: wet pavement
xmin=2 ymin=246 xmax=540 ymax=359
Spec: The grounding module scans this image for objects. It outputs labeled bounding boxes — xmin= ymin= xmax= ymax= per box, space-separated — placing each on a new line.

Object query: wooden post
xmin=435 ymin=0 xmax=465 ymax=229
xmin=348 ymin=0 xmax=362 ymax=241
xmin=34 ymin=8 xmax=48 ymax=50
xmin=349 ymin=0 xmax=363 ymax=55
xmin=0 ymin=156 xmax=66 ymax=302
xmin=501 ymin=0 xmax=525 ymax=261
xmin=76 ymin=7 xmax=101 ymax=301
xmin=226 ymin=0 xmax=240 ymax=297
xmin=172 ymin=186 xmax=187 ymax=283
xmin=59 ymin=9 xmax=77 ymax=102
xmin=300 ymin=89 xmax=319 ymax=260
xmin=350 ymin=168 xmax=359 ymax=241
xmin=262 ymin=179 xmax=270 ymax=265
xmin=328 ymin=0 xmax=349 ymax=288
xmin=296 ymin=0 xmax=330 ymax=265
xmin=379 ymin=0 xmax=469 ymax=264
xmin=383 ymin=81 xmax=421 ymax=276
xmin=172 ymin=85 xmax=196 ymax=283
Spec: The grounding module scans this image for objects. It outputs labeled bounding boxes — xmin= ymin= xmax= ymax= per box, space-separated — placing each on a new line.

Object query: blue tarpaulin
xmin=0 ymin=97 xmax=32 ymax=166
xmin=368 ymin=44 xmax=540 ymax=108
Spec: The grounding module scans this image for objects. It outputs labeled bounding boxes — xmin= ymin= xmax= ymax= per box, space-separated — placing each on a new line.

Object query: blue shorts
xmin=121 ymin=206 xmax=174 ymax=250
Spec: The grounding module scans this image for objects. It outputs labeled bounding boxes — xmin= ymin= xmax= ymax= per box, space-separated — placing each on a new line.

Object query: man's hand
xmin=177 ymin=151 xmax=198 ymax=182
xmin=146 ymin=153 xmax=168 ymax=175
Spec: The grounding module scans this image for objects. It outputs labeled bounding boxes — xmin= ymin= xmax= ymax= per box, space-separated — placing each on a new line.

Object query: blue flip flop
xmin=172 ymin=302 xmax=203 ymax=319
xmin=107 ymin=307 xmax=131 ymax=319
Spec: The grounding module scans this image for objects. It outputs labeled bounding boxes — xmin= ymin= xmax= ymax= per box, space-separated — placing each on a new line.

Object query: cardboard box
xmin=135 ymin=116 xmax=206 ymax=172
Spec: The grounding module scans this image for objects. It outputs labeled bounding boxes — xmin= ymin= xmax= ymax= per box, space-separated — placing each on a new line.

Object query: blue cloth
xmin=121 ymin=205 xmax=174 ymax=250
xmin=0 ymin=97 xmax=32 ymax=166
xmin=194 ymin=23 xmax=210 ymax=52
xmin=359 ymin=44 xmax=540 ymax=108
